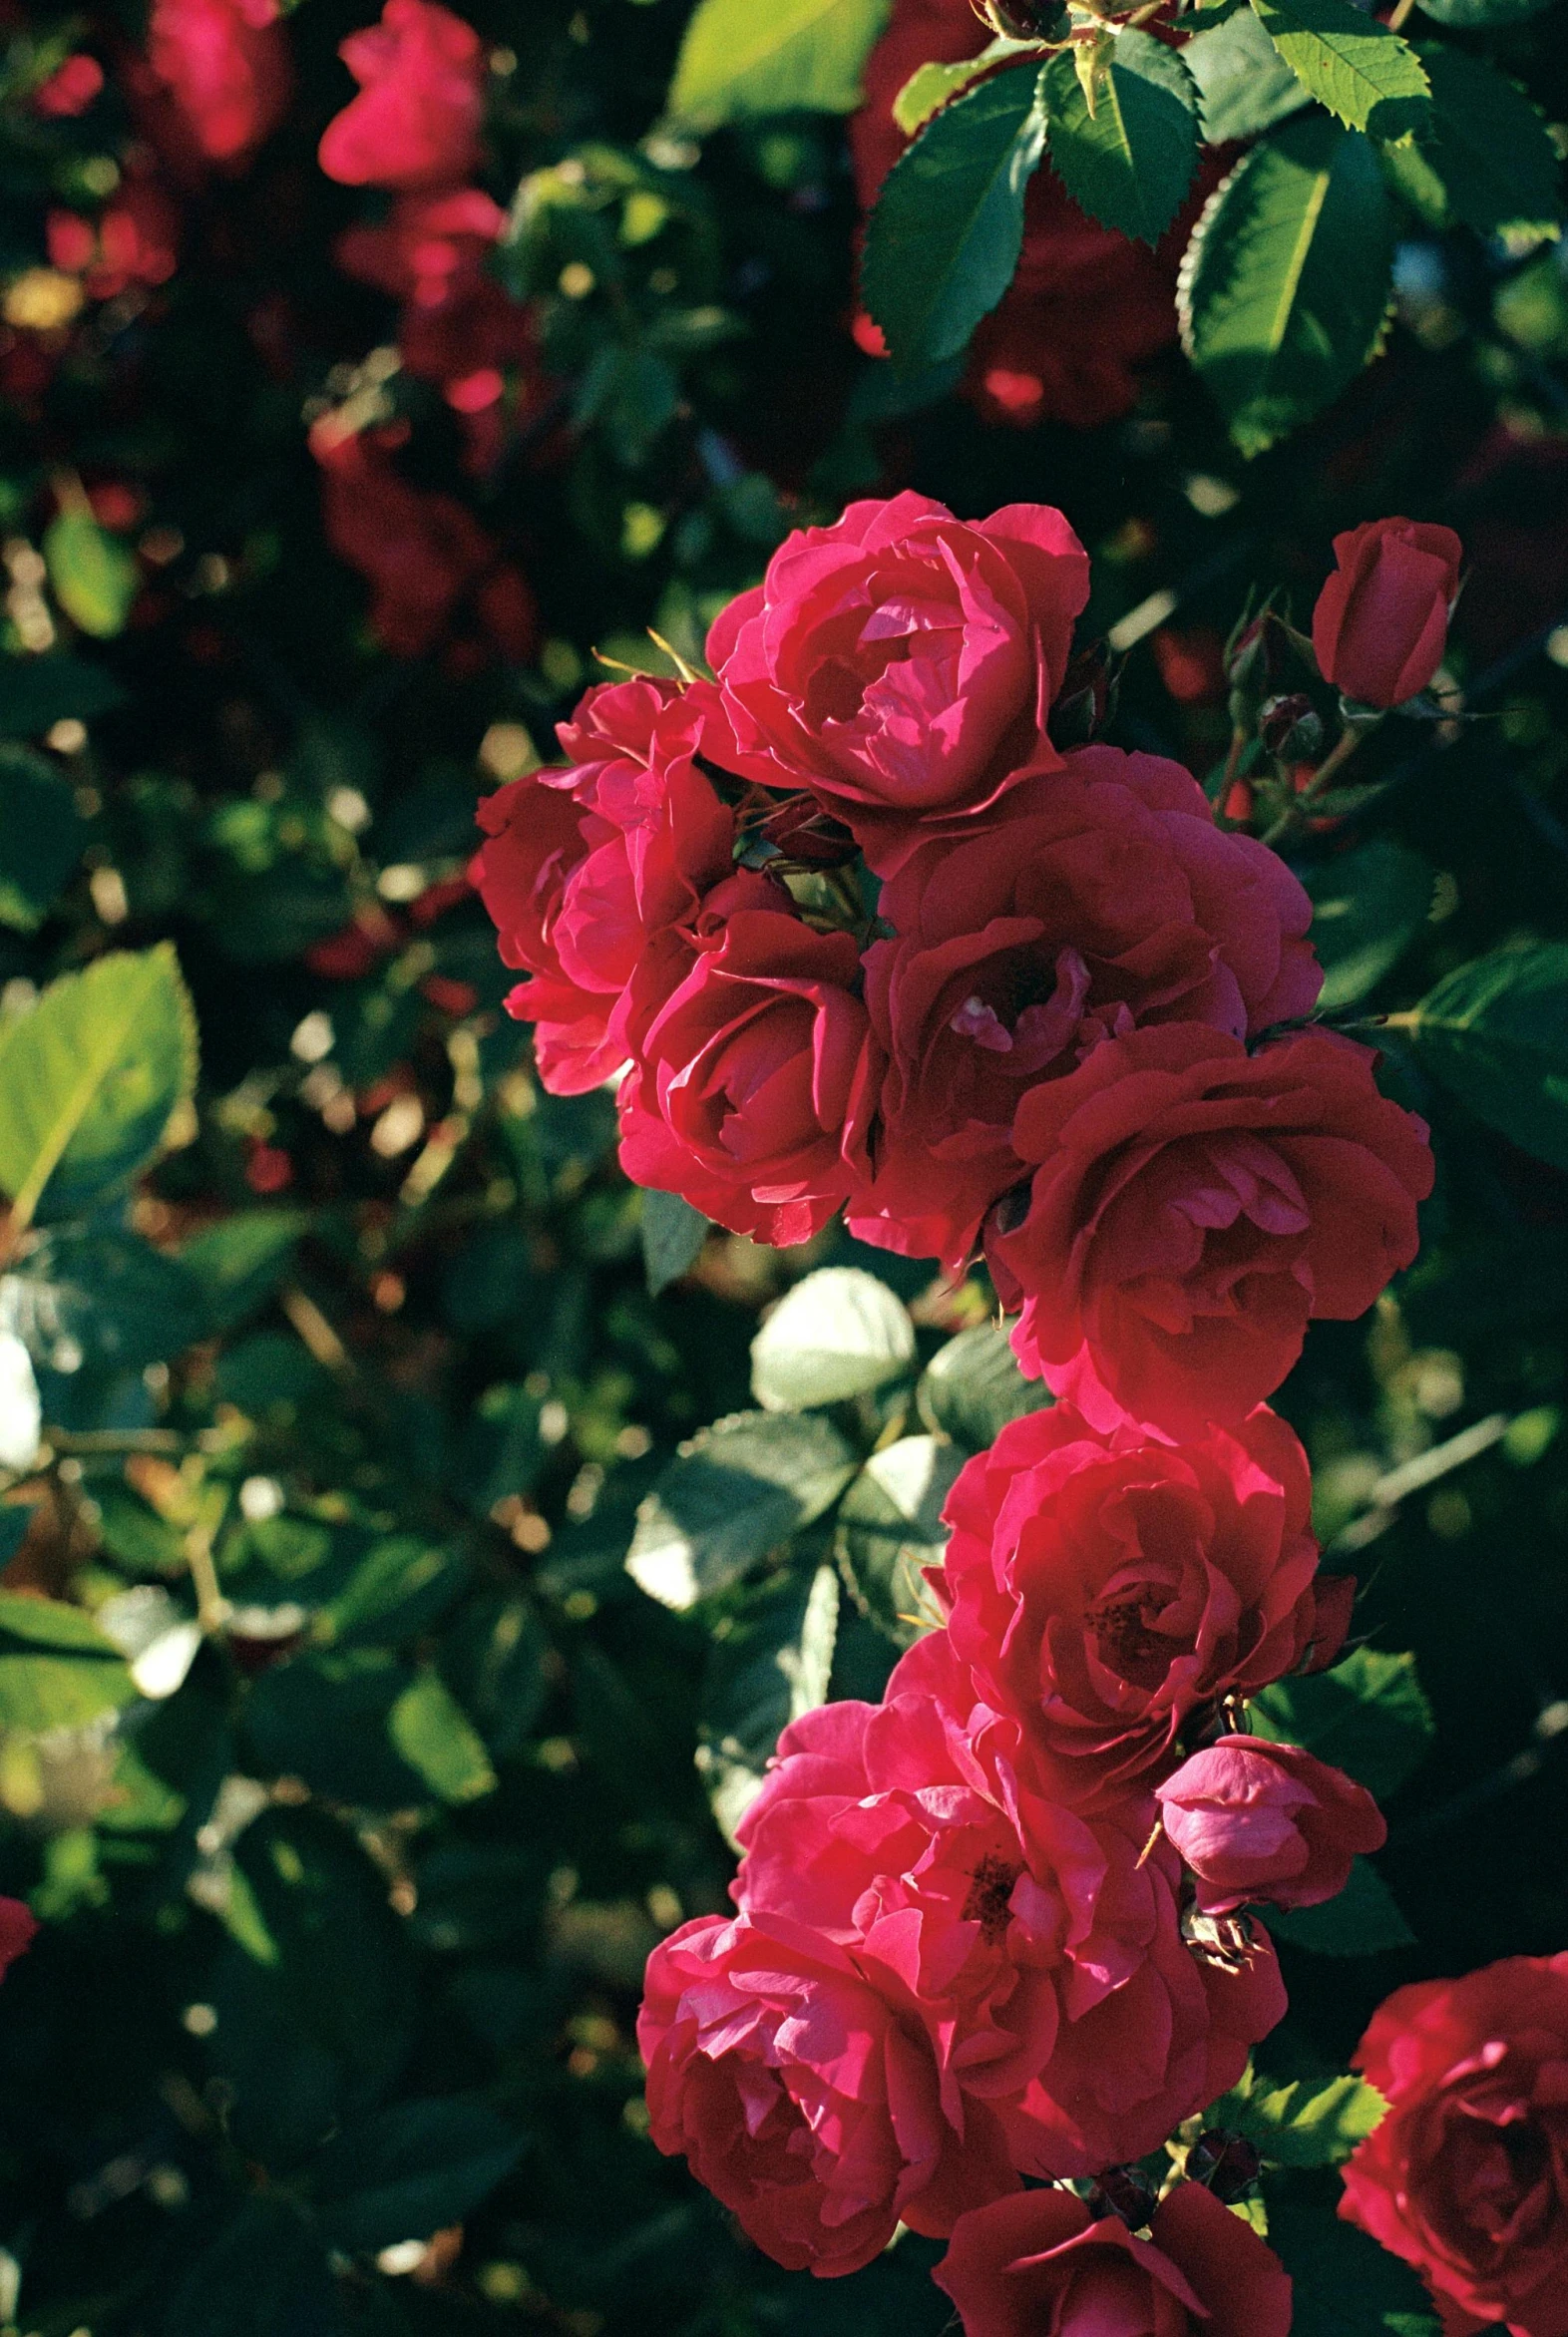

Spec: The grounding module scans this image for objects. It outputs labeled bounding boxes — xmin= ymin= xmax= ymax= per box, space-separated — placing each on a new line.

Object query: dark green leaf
xmin=696 ymin=1558 xmax=839 ymax=1844
xmin=1042 ymin=35 xmax=1200 ymax=244
xmin=0 ymin=1505 xmax=34 ymax=1565
xmin=1186 ymin=7 xmax=1312 ymax=145
xmin=441 ymin=1592 xmax=553 ymax=1761
xmin=243 ymin=1649 xmax=429 ymax=1807
xmin=0 ymin=652 xmax=125 ymax=739
xmin=917 ymin=1324 xmax=1051 ymax=1450
xmin=307 ymin=2096 xmax=525 ymax=2252
xmin=1305 ymin=839 xmax=1433 ymax=1010
xmin=1250 ymin=0 xmax=1429 ymax=136
xmin=626 ymin=1409 xmax=857 ymax=1609
xmin=668 ymin=0 xmax=892 ymax=128
xmin=319 ymin=1534 xmax=465 ymax=1647
xmin=161 ymin=2200 xmax=343 ymax=2337
xmin=1268 ymin=1855 xmax=1415 ymax=1953
xmin=0 ymin=944 xmax=198 ymax=1226
xmin=1402 ymin=943 xmax=1568 ymax=1171
xmin=1383 ymin=49 xmax=1563 ymax=238
xmin=837 ymin=1433 xmax=964 ymax=1647
xmin=751 ymin=1266 xmax=916 ymax=1411
xmin=0 ymin=746 xmax=88 ymax=933
xmin=862 ymin=62 xmax=1048 ymax=372
xmin=1208 ymin=2063 xmax=1388 ymax=2164
xmin=7 ymin=1227 xmax=206 ymax=1374
xmin=1266 ymin=2172 xmax=1441 ymax=2334
xmin=179 ymin=1209 xmax=311 ymax=1332
xmin=641 ymin=1188 xmax=709 ymax=1296
xmin=1179 ymin=114 xmax=1394 ymax=457
xmin=1252 ymin=1645 xmax=1435 ymax=1800
xmin=1415 ymin=0 xmax=1552 ymax=23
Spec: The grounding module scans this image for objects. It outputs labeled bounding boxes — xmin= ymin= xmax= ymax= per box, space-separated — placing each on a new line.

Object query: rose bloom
xmin=33 ymin=54 xmax=104 ymax=118
xmin=472 ymin=678 xmax=744 ymax=1094
xmin=1312 ymin=517 xmax=1463 ymax=710
xmin=0 ymin=1898 xmax=35 ymax=1976
xmin=935 ymin=2182 xmax=1293 ymax=2337
xmin=934 ymin=1400 xmax=1347 ymax=1809
xmin=616 ymin=900 xmax=872 ymax=1247
xmin=847 ymin=746 xmax=1321 ymax=1268
xmin=1343 ymin=1953 xmax=1568 ymax=2337
xmin=318 ymin=0 xmax=484 ymax=191
xmin=987 ymin=1023 xmax=1433 ymax=1437
xmin=705 ymin=491 xmax=1089 ymax=871
xmin=311 ymin=417 xmax=536 ymax=664
xmin=145 ymin=0 xmax=291 ymax=165
xmin=47 ymin=169 xmax=181 ymax=299
xmin=852 ymin=0 xmax=1181 ymax=433
xmin=335 ymin=188 xmax=544 ymax=411
xmin=740 ymin=1641 xmax=1287 ymax=2178
xmin=638 ymin=1908 xmax=1014 ymax=2276
xmin=1155 ymin=1737 xmax=1386 ymax=1913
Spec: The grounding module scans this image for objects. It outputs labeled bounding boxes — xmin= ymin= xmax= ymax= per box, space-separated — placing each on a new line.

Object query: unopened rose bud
xmin=1093 ymin=2163 xmax=1158 ymax=2227
xmin=1225 ymin=608 xmax=1285 ymax=732
xmin=1050 ymin=638 xmax=1117 ymax=746
xmin=1158 ymin=1737 xmax=1386 ymax=1914
xmin=758 ymin=793 xmax=859 ymax=867
xmin=1259 ymin=692 xmax=1323 ymax=763
xmin=1312 ymin=518 xmax=1462 ymax=710
xmin=1188 ymin=2131 xmax=1263 ymax=2203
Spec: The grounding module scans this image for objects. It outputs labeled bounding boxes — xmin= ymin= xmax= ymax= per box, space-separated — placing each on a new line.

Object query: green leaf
xmin=179 ymin=1209 xmax=311 ymax=1332
xmin=0 ymin=747 xmax=88 ymax=933
xmin=162 ymin=2200 xmax=342 ymax=2337
xmin=243 ymin=1649 xmax=431 ymax=1808
xmin=1268 ymin=1854 xmax=1415 ymax=1954
xmin=0 ymin=652 xmax=125 ymax=740
xmin=750 ymin=1267 xmax=916 ymax=1412
xmin=1415 ymin=0 xmax=1552 ymax=23
xmin=1252 ymin=1645 xmax=1434 ymax=1800
xmin=0 ymin=944 xmax=198 ymax=1228
xmin=1266 ymin=2172 xmax=1441 ymax=2334
xmin=7 ymin=1227 xmax=207 ymax=1375
xmin=440 ymin=1592 xmax=552 ymax=1762
xmin=1209 ymin=2063 xmax=1388 ymax=2165
xmin=862 ymin=62 xmax=1048 ymax=372
xmin=1401 ymin=943 xmax=1568 ymax=1171
xmin=0 ymin=1592 xmax=135 ymax=1733
xmin=1304 ymin=839 xmax=1433 ymax=1010
xmin=669 ymin=0 xmax=891 ymax=129
xmin=1249 ymin=0 xmax=1429 ymax=136
xmin=42 ymin=509 xmax=140 ymax=641
xmin=387 ymin=1670 xmax=498 ymax=1805
xmin=892 ymin=39 xmax=1041 ymax=135
xmin=1383 ymin=49 xmax=1563 ymax=238
xmin=307 ymin=2096 xmax=525 ymax=2252
xmin=1179 ymin=113 xmax=1394 ymax=458
xmin=320 ymin=1534 xmax=465 ymax=1647
xmin=1042 ymin=34 xmax=1200 ymax=244
xmin=626 ymin=1410 xmax=857 ymax=1609
xmin=642 ymin=1188 xmax=709 ymax=1296
xmin=1186 ymin=7 xmax=1312 ymax=145
xmin=696 ymin=1558 xmax=839 ymax=1845
xmin=837 ymin=1433 xmax=964 ymax=1647
xmin=917 ymin=1323 xmax=1051 ymax=1450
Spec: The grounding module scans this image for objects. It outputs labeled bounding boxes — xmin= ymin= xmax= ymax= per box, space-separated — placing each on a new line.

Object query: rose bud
xmin=758 ymin=792 xmax=860 ymax=867
xmin=1187 ymin=2131 xmax=1263 ymax=2203
xmin=1093 ymin=2163 xmax=1158 ymax=2228
xmin=1224 ymin=606 xmax=1286 ymax=730
xmin=1311 ymin=518 xmax=1462 ymax=710
xmin=1048 ymin=638 xmax=1116 ymax=746
xmin=1155 ymin=1736 xmax=1386 ymax=1913
xmin=935 ymin=2182 xmax=1292 ymax=2337
xmin=1258 ymin=692 xmax=1323 ymax=763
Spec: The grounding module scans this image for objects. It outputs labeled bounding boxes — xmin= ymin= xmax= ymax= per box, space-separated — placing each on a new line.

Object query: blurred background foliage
xmin=0 ymin=0 xmax=1566 ymax=2330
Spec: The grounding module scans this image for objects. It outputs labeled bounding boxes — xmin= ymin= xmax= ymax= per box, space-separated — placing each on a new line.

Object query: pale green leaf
xmin=42 ymin=511 xmax=139 ymax=641
xmin=837 ymin=1433 xmax=965 ymax=1647
xmin=0 ymin=944 xmax=198 ymax=1228
xmin=669 ymin=0 xmax=892 ymax=129
xmin=1186 ymin=7 xmax=1312 ymax=146
xmin=917 ymin=1323 xmax=1051 ymax=1450
xmin=750 ymin=1267 xmax=915 ymax=1412
xmin=892 ymin=39 xmax=1040 ymax=135
xmin=387 ymin=1670 xmax=498 ymax=1805
xmin=626 ymin=1410 xmax=857 ymax=1609
xmin=862 ymin=62 xmax=1047 ymax=372
xmin=1179 ymin=113 xmax=1394 ymax=457
xmin=1250 ymin=0 xmax=1429 ymax=136
xmin=1210 ymin=2063 xmax=1388 ymax=2165
xmin=1042 ymin=34 xmax=1200 ymax=245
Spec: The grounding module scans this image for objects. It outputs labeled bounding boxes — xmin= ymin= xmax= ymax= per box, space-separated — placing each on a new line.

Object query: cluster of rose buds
xmin=473 ymin=489 xmax=1454 ymax=2324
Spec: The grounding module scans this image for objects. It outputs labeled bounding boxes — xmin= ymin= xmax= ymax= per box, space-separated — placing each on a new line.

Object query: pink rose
xmin=935 ymin=1401 xmax=1344 ymax=1808
xmin=706 ymin=492 xmax=1089 ymax=871
xmin=472 ymin=679 xmax=746 ymax=1095
xmin=637 ymin=1908 xmax=1014 ymax=2276
xmin=1312 ymin=517 xmax=1463 ymax=709
xmin=986 ymin=1024 xmax=1433 ymax=1437
xmin=616 ymin=902 xmax=872 ymax=1246
xmin=145 ymin=0 xmax=291 ymax=166
xmin=318 ymin=0 xmax=485 ymax=191
xmin=1343 ymin=1954 xmax=1568 ymax=2337
xmin=1155 ymin=1737 xmax=1386 ymax=1913
xmin=846 ymin=747 xmax=1321 ymax=1269
xmin=935 ymin=2181 xmax=1292 ymax=2337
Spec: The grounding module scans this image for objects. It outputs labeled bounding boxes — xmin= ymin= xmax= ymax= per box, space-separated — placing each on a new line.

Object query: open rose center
xmin=947 ymin=945 xmax=1137 ymax=1082
xmin=1089 ymin=1590 xmax=1182 ymax=1689
xmin=962 ymin=1851 xmax=1022 ymax=1945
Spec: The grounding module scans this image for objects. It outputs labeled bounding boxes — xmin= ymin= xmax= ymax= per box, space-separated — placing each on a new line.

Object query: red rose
xmin=472 ymin=679 xmax=744 ymax=1095
xmin=616 ymin=902 xmax=872 ymax=1246
xmin=637 ymin=1909 xmax=1013 ymax=2276
xmin=846 ymin=747 xmax=1321 ymax=1269
xmin=851 ymin=0 xmax=1181 ymax=433
xmin=33 ymin=55 xmax=104 ymax=118
xmin=1343 ymin=1953 xmax=1568 ymax=2337
xmin=145 ymin=0 xmax=291 ymax=166
xmin=1312 ymin=518 xmax=1463 ymax=709
xmin=0 ymin=1897 xmax=36 ymax=1976
xmin=311 ymin=418 xmax=536 ymax=664
xmin=935 ymin=2181 xmax=1292 ymax=2337
xmin=706 ymin=491 xmax=1089 ymax=871
xmin=986 ymin=1024 xmax=1432 ymax=1437
xmin=334 ymin=189 xmax=544 ymax=411
xmin=1155 ymin=1737 xmax=1386 ymax=1913
xmin=48 ymin=169 xmax=181 ymax=300
xmin=318 ymin=0 xmax=484 ymax=192
xmin=735 ymin=1679 xmax=1286 ymax=2178
xmin=936 ymin=1401 xmax=1343 ymax=1808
